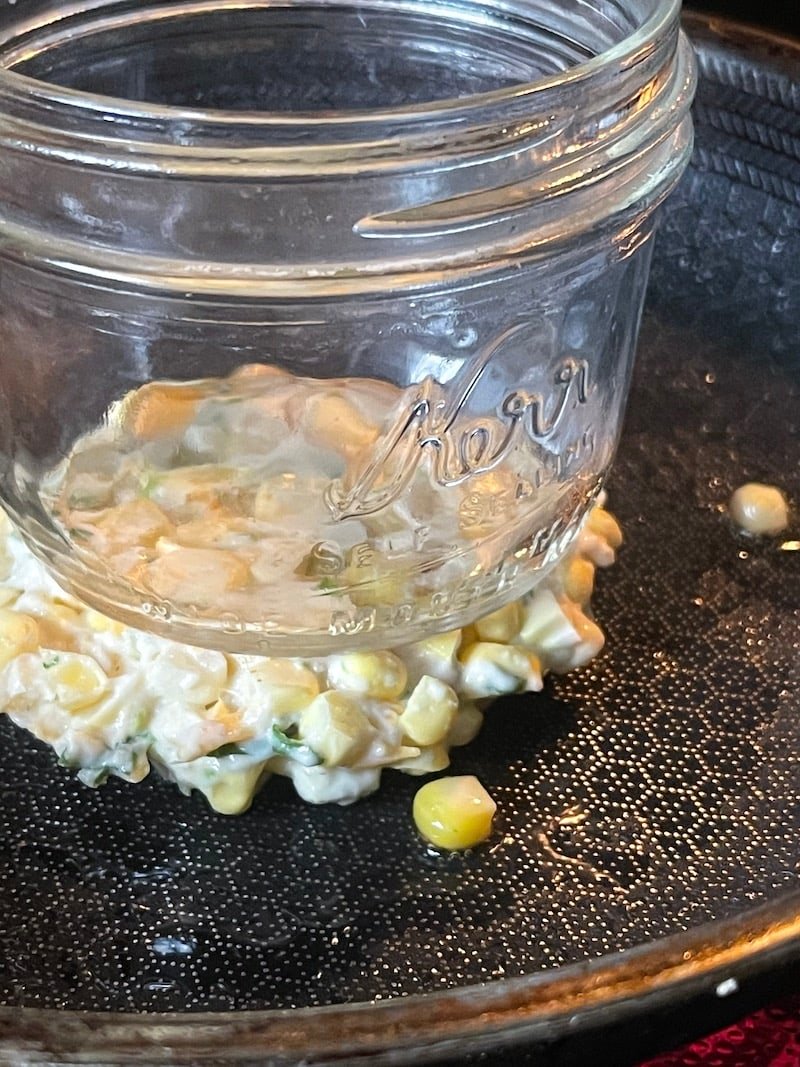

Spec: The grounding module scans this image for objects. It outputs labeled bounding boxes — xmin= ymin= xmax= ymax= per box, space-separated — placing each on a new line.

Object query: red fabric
xmin=641 ymin=997 xmax=800 ymax=1065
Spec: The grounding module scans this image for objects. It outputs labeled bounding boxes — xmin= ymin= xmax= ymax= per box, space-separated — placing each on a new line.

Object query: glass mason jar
xmin=0 ymin=0 xmax=695 ymax=655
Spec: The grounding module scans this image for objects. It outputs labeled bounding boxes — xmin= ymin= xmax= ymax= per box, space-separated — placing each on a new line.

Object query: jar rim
xmin=0 ymin=0 xmax=681 ymax=137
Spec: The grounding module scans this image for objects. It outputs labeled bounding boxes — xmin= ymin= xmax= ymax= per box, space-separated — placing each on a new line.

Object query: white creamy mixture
xmin=45 ymin=365 xmax=581 ymax=629
xmin=0 ymin=503 xmax=620 ymax=814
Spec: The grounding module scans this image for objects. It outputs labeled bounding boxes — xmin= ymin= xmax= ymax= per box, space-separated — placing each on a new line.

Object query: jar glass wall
xmin=0 ymin=0 xmax=696 ymax=654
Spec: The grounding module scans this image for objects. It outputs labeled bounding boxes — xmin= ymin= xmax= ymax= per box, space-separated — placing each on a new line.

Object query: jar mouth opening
xmin=0 ymin=0 xmax=680 ymax=133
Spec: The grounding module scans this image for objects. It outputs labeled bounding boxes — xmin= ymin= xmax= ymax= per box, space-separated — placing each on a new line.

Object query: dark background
xmin=683 ymin=0 xmax=798 ymax=37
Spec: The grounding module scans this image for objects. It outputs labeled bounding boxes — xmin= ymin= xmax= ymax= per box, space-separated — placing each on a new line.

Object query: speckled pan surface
xmin=0 ymin=13 xmax=798 ymax=1065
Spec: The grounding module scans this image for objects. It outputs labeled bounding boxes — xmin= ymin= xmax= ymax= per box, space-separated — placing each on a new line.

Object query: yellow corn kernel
xmin=518 ymin=589 xmax=581 ymax=651
xmin=230 ymin=363 xmax=290 ymax=382
xmin=586 ymin=507 xmax=623 ymax=549
xmin=340 ymin=542 xmax=407 ymax=608
xmin=85 ymin=610 xmax=125 ymax=636
xmin=249 ymin=659 xmax=320 ymax=715
xmin=124 ymin=381 xmax=203 ymax=440
xmin=95 ymin=499 xmax=174 ymax=550
xmin=0 ymin=609 xmax=39 ymax=669
xmin=174 ymin=511 xmax=240 ymax=549
xmin=414 ymin=629 xmax=462 ymax=662
xmin=346 ymin=568 xmax=407 ymax=609
xmin=327 ymin=651 xmax=407 ymax=700
xmin=399 ymin=676 xmax=458 ymax=746
xmin=253 ymin=473 xmax=323 ymax=522
xmin=49 ymin=604 xmax=79 ymax=624
xmin=51 ymin=654 xmax=108 ymax=711
xmin=459 ymin=641 xmax=542 ymax=698
xmin=563 ymin=557 xmax=596 ymax=605
xmin=141 ymin=548 xmax=250 ymax=604
xmin=474 ymin=601 xmax=522 ymax=643
xmin=302 ymin=394 xmax=379 ymax=460
xmin=447 ymin=702 xmax=484 ymax=747
xmin=548 ymin=612 xmax=605 ymax=674
xmin=393 ymin=744 xmax=450 ymax=775
xmin=413 ymin=775 xmax=496 ymax=850
xmin=205 ymin=698 xmax=250 ymax=742
xmin=206 ymin=763 xmax=268 ymax=815
xmin=299 ymin=691 xmax=371 ymax=767
xmin=729 ymin=482 xmax=790 ymax=536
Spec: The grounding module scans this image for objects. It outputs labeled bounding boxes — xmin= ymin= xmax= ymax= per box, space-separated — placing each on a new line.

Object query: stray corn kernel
xmin=413 ymin=775 xmax=496 ymax=850
xmin=400 ymin=676 xmax=459 ymax=746
xmin=729 ymin=482 xmax=790 ymax=536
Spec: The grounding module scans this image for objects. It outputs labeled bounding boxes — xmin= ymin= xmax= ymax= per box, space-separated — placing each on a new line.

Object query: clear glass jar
xmin=0 ymin=0 xmax=695 ymax=655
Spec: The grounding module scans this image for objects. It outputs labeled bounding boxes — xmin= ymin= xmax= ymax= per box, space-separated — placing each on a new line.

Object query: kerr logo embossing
xmin=326 ymin=323 xmax=589 ymax=520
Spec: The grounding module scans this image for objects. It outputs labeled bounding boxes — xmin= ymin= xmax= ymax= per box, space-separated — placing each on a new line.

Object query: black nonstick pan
xmin=0 ymin=13 xmax=798 ymax=1065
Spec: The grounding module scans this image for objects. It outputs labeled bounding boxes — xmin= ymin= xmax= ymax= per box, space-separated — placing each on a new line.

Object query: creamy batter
xmin=0 ymin=503 xmax=620 ymax=813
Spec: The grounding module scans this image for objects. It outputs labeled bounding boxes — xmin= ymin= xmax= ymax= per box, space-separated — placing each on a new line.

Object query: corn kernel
xmin=346 ymin=568 xmax=407 ymax=609
xmin=447 ymin=702 xmax=484 ymax=747
xmin=414 ymin=629 xmax=462 ymax=662
xmin=254 ymin=474 xmax=322 ymax=522
xmin=206 ymin=762 xmax=268 ymax=815
xmin=249 ymin=659 xmax=320 ymax=715
xmin=95 ymin=499 xmax=173 ymax=550
xmin=153 ymin=646 xmax=228 ymax=706
xmin=301 ymin=394 xmax=378 ymax=460
xmin=230 ymin=363 xmax=290 ymax=382
xmin=729 ymin=483 xmax=790 ymax=536
xmin=85 ymin=610 xmax=125 ymax=636
xmin=393 ymin=744 xmax=450 ymax=775
xmin=518 ymin=589 xmax=581 ymax=652
xmin=327 ymin=651 xmax=407 ymax=700
xmin=459 ymin=642 xmax=542 ymax=698
xmin=51 ymin=654 xmax=108 ymax=711
xmin=124 ymin=382 xmax=202 ymax=440
xmin=474 ymin=601 xmax=522 ymax=643
xmin=205 ymin=698 xmax=250 ymax=742
xmin=299 ymin=692 xmax=371 ymax=767
xmin=0 ymin=546 xmax=12 ymax=583
xmin=0 ymin=587 xmax=20 ymax=609
xmin=563 ymin=557 xmax=595 ymax=605
xmin=413 ymin=775 xmax=496 ymax=850
xmin=141 ymin=548 xmax=250 ymax=604
xmin=0 ymin=608 xmax=39 ymax=669
xmin=586 ymin=507 xmax=623 ymax=549
xmin=399 ymin=676 xmax=459 ymax=746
